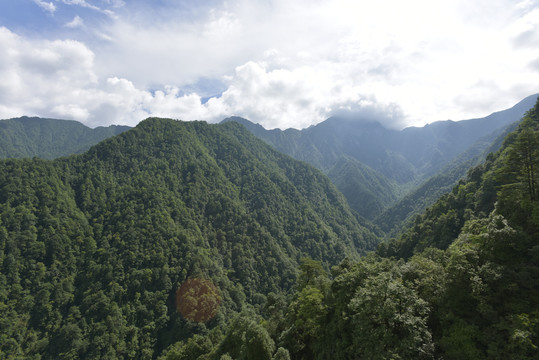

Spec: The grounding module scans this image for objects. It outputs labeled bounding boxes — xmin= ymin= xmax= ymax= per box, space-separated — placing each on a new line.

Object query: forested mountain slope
xmin=0 ymin=118 xmax=377 ymax=359
xmin=174 ymin=97 xmax=539 ymax=360
xmin=378 ymin=98 xmax=538 ymax=258
xmin=224 ymin=94 xmax=538 ymax=221
xmin=0 ymin=116 xmax=130 ymax=159
xmin=376 ymin=119 xmax=522 ymax=235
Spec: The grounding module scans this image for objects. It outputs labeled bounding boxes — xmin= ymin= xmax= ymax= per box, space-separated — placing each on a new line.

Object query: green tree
xmin=348 ymin=270 xmax=434 ymax=359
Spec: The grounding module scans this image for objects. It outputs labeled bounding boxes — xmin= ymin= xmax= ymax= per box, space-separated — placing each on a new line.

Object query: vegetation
xmin=0 ymin=118 xmax=376 ymax=358
xmin=0 ymin=116 xmax=130 ymax=159
xmin=224 ymin=94 xmax=535 ymax=220
xmin=0 ymin=96 xmax=537 ymax=359
xmin=376 ymin=120 xmax=521 ymax=235
xmin=159 ymin=98 xmax=538 ymax=359
xmin=327 ymin=157 xmax=400 ymax=220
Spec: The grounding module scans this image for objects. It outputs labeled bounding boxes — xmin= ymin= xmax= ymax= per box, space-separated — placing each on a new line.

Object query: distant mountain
xmin=392 ymin=93 xmax=539 ymax=178
xmin=224 ymin=94 xmax=538 ymax=221
xmin=2 ymin=95 xmax=536 ymax=226
xmin=0 ymin=116 xmax=130 ymax=159
xmin=0 ymin=118 xmax=377 ymax=358
xmin=375 ymin=118 xmax=523 ymax=234
xmin=327 ymin=157 xmax=401 ymax=221
xmin=378 ymin=95 xmax=539 ymax=259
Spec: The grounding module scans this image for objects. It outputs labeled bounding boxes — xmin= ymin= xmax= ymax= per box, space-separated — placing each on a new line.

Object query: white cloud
xmin=102 ymin=0 xmax=125 ymax=8
xmin=87 ymin=0 xmax=539 ymax=128
xmin=33 ymin=0 xmax=56 ymax=13
xmin=3 ymin=0 xmax=539 ymax=129
xmin=59 ymin=0 xmax=117 ymax=18
xmin=207 ymin=61 xmax=400 ymax=129
xmin=0 ymin=27 xmax=224 ymax=127
xmin=65 ymin=16 xmax=84 ymax=29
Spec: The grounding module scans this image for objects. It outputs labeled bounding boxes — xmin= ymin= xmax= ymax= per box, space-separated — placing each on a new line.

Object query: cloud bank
xmin=1 ymin=0 xmax=539 ymax=129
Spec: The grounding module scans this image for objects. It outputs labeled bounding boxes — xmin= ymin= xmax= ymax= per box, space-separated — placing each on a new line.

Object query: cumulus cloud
xmin=89 ymin=0 xmax=539 ymax=128
xmin=0 ymin=26 xmax=389 ymax=129
xmin=3 ymin=0 xmax=539 ymax=129
xmin=207 ymin=61 xmax=405 ymax=129
xmin=0 ymin=27 xmax=224 ymax=127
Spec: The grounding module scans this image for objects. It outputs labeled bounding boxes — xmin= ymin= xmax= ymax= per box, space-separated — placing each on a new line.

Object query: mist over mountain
xmin=1 ymin=95 xmax=535 ymax=227
xmin=225 ymin=93 xmax=538 ymax=221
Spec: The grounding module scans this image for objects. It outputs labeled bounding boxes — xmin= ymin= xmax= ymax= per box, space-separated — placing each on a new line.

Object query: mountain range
xmin=2 ymin=94 xmax=536 ymax=235
xmin=0 ymin=94 xmax=537 ymax=359
xmin=223 ymin=93 xmax=538 ymax=229
xmin=0 ymin=118 xmax=379 ymax=358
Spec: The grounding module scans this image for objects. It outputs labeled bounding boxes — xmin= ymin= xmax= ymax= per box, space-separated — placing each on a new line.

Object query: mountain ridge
xmin=1 ymin=93 xmax=537 ymax=224
xmin=0 ymin=117 xmax=379 ymax=358
xmin=0 ymin=116 xmax=130 ymax=159
xmin=223 ymin=93 xmax=538 ymax=220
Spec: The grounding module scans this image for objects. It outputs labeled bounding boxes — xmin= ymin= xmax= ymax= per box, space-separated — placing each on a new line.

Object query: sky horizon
xmin=1 ymin=0 xmax=538 ymax=130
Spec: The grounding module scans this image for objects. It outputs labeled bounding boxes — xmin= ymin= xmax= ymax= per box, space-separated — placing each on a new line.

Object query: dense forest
xmin=0 ymin=116 xmax=130 ymax=159
xmin=223 ymin=93 xmax=537 ymax=226
xmin=0 ymin=119 xmax=377 ymax=358
xmin=0 ymin=97 xmax=537 ymax=359
xmin=159 ymin=98 xmax=538 ymax=359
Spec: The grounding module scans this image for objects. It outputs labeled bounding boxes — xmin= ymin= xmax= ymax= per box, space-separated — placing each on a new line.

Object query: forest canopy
xmin=1 ymin=96 xmax=538 ymax=359
xmin=0 ymin=118 xmax=376 ymax=359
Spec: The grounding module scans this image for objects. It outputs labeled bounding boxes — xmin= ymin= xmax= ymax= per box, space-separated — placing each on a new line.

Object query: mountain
xmin=0 ymin=116 xmax=130 ymax=159
xmin=170 ymin=97 xmax=539 ymax=360
xmin=393 ymin=93 xmax=538 ymax=178
xmin=0 ymin=118 xmax=377 ymax=358
xmin=224 ymin=94 xmax=538 ymax=221
xmin=327 ymin=157 xmax=402 ymax=220
xmin=375 ymin=118 xmax=522 ymax=234
xmin=379 ymin=97 xmax=539 ymax=258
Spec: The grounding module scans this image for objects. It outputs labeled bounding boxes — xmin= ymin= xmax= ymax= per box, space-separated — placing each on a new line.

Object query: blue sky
xmin=0 ymin=0 xmax=538 ymax=129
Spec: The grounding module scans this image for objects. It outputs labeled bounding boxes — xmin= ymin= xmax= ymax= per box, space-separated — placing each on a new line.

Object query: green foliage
xmin=327 ymin=157 xmax=401 ymax=220
xmin=380 ymin=98 xmax=539 ymax=259
xmin=225 ymin=95 xmax=535 ymax=222
xmin=1 ymin=96 xmax=537 ymax=359
xmin=0 ymin=116 xmax=130 ymax=159
xmin=0 ymin=118 xmax=376 ymax=358
xmin=348 ymin=270 xmax=434 ymax=359
xmin=213 ymin=314 xmax=275 ymax=360
xmin=210 ymin=98 xmax=539 ymax=359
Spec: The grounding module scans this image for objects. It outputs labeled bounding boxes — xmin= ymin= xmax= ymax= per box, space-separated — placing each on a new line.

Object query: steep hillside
xmin=174 ymin=98 xmax=539 ymax=360
xmin=378 ymin=97 xmax=539 ymax=259
xmin=327 ymin=157 xmax=401 ymax=220
xmin=376 ymin=119 xmax=522 ymax=234
xmin=393 ymin=93 xmax=538 ymax=177
xmin=225 ymin=94 xmax=537 ymax=221
xmin=0 ymin=116 xmax=130 ymax=159
xmin=0 ymin=118 xmax=377 ymax=358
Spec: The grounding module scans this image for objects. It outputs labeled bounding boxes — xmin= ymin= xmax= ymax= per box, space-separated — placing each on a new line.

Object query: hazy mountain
xmin=1 ymin=94 xmax=536 ymax=225
xmin=375 ymin=118 xmax=523 ymax=234
xmin=0 ymin=118 xmax=377 ymax=358
xmin=0 ymin=116 xmax=130 ymax=159
xmin=224 ymin=94 xmax=538 ymax=220
xmin=392 ymin=93 xmax=539 ymax=177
